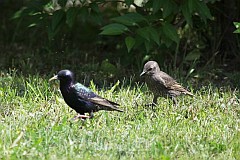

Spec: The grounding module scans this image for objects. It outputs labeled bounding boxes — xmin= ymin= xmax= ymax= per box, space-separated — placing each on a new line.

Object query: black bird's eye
xmin=148 ymin=67 xmax=153 ymax=71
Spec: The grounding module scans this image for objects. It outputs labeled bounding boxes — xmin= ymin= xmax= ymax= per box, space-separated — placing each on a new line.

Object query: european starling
xmin=140 ymin=61 xmax=193 ymax=105
xmin=49 ymin=70 xmax=123 ymax=119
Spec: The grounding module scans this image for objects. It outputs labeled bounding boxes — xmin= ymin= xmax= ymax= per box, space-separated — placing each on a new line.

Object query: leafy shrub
xmin=10 ymin=0 xmax=239 ymax=70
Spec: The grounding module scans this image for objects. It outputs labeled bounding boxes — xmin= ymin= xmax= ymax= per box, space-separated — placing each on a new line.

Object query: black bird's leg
xmin=89 ymin=111 xmax=94 ymax=119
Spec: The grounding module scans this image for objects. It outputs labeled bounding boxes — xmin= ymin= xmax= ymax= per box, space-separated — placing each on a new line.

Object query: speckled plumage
xmin=49 ymin=70 xmax=123 ymax=119
xmin=140 ymin=61 xmax=193 ymax=105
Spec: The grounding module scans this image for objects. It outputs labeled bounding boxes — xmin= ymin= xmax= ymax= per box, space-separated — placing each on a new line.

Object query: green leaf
xmin=185 ymin=49 xmax=201 ymax=61
xmin=233 ymin=29 xmax=240 ymax=34
xmin=12 ymin=7 xmax=27 ymax=19
xmin=51 ymin=10 xmax=65 ymax=31
xmin=90 ymin=12 xmax=103 ymax=25
xmin=48 ymin=9 xmax=65 ymax=39
xmin=125 ymin=0 xmax=134 ymax=6
xmin=125 ymin=36 xmax=136 ymax=52
xmin=111 ymin=13 xmax=147 ymax=26
xmin=188 ymin=0 xmax=195 ymax=13
xmin=162 ymin=23 xmax=179 ymax=43
xmin=144 ymin=41 xmax=153 ymax=53
xmin=162 ymin=0 xmax=176 ymax=18
xmin=79 ymin=6 xmax=89 ymax=23
xmin=133 ymin=35 xmax=145 ymax=48
xmin=181 ymin=3 xmax=192 ymax=26
xmin=195 ymin=1 xmax=212 ymax=20
xmin=233 ymin=22 xmax=240 ymax=28
xmin=66 ymin=8 xmax=79 ymax=28
xmin=136 ymin=27 xmax=150 ymax=41
xmin=90 ymin=2 xmax=100 ymax=13
xmin=100 ymin=23 xmax=129 ymax=35
xmin=136 ymin=27 xmax=160 ymax=45
xmin=233 ymin=22 xmax=240 ymax=34
xmin=161 ymin=34 xmax=173 ymax=47
xmin=153 ymin=0 xmax=163 ymax=13
xmin=28 ymin=23 xmax=37 ymax=28
xmin=148 ymin=27 xmax=160 ymax=45
xmin=58 ymin=0 xmax=68 ymax=7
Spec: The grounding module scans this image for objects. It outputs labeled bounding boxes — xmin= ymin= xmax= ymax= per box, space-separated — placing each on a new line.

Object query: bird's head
xmin=140 ymin=61 xmax=160 ymax=76
xmin=49 ymin=70 xmax=75 ymax=83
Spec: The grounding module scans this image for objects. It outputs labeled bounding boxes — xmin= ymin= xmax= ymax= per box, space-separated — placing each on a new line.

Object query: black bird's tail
xmin=107 ymin=100 xmax=120 ymax=106
xmin=107 ymin=100 xmax=124 ymax=112
xmin=89 ymin=96 xmax=124 ymax=112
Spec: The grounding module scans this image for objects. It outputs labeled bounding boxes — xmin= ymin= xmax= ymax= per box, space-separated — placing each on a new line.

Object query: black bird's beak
xmin=140 ymin=71 xmax=146 ymax=76
xmin=49 ymin=75 xmax=58 ymax=82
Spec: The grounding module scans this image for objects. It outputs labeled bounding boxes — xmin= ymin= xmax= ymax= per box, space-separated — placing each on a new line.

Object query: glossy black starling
xmin=49 ymin=70 xmax=123 ymax=119
xmin=140 ymin=61 xmax=193 ymax=105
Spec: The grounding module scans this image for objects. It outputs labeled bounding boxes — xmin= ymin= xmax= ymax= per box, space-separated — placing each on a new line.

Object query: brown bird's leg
xmin=145 ymin=96 xmax=158 ymax=110
xmin=70 ymin=114 xmax=90 ymax=129
xmin=153 ymin=96 xmax=158 ymax=105
xmin=171 ymin=96 xmax=177 ymax=106
xmin=72 ymin=114 xmax=90 ymax=121
xmin=71 ymin=114 xmax=80 ymax=121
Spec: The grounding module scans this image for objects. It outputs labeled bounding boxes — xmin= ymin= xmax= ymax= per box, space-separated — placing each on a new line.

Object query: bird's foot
xmin=89 ymin=112 xmax=94 ymax=119
xmin=145 ymin=102 xmax=157 ymax=107
xmin=145 ymin=103 xmax=157 ymax=111
xmin=71 ymin=114 xmax=90 ymax=122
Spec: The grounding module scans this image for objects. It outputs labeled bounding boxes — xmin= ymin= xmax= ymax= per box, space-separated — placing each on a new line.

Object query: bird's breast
xmin=145 ymin=76 xmax=168 ymax=95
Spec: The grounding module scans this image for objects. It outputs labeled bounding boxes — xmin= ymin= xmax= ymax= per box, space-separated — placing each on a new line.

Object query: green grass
xmin=0 ymin=70 xmax=240 ymax=160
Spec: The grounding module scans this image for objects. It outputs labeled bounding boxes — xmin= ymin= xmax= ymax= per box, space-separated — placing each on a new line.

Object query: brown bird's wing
xmin=154 ymin=71 xmax=193 ymax=96
xmin=152 ymin=71 xmax=176 ymax=88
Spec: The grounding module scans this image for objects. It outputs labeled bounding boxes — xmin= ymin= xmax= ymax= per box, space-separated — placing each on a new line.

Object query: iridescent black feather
xmin=50 ymin=70 xmax=123 ymax=118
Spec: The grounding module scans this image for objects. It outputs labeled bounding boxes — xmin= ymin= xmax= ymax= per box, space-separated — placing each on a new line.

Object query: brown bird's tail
xmin=183 ymin=90 xmax=194 ymax=96
xmin=171 ymin=84 xmax=194 ymax=96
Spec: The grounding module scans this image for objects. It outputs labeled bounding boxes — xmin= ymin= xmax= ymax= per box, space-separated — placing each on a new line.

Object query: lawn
xmin=0 ymin=69 xmax=240 ymax=160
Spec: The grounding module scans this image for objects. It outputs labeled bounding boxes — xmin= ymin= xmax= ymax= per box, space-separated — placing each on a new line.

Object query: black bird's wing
xmin=89 ymin=96 xmax=120 ymax=106
xmin=74 ymin=83 xmax=123 ymax=112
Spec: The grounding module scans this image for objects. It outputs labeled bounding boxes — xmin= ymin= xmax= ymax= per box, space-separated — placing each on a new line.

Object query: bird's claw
xmin=144 ymin=103 xmax=157 ymax=111
xmin=89 ymin=112 xmax=94 ymax=119
xmin=71 ymin=114 xmax=90 ymax=121
xmin=145 ymin=103 xmax=157 ymax=107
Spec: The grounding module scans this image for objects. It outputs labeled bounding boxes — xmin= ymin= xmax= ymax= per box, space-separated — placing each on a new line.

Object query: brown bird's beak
xmin=49 ymin=75 xmax=58 ymax=82
xmin=140 ymin=71 xmax=146 ymax=76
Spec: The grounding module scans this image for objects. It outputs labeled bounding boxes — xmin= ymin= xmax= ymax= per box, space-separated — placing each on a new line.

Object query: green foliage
xmin=100 ymin=0 xmax=212 ymax=54
xmin=234 ymin=22 xmax=240 ymax=33
xmin=12 ymin=0 xmax=107 ymax=43
xmin=100 ymin=23 xmax=129 ymax=35
xmin=111 ymin=12 xmax=147 ymax=26
xmin=125 ymin=36 xmax=136 ymax=52
xmin=12 ymin=0 xmax=213 ymax=58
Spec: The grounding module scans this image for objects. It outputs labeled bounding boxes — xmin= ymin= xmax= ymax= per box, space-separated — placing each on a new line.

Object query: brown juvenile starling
xmin=140 ymin=61 xmax=193 ymax=105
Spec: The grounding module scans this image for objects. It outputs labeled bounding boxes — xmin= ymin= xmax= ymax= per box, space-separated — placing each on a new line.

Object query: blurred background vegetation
xmin=0 ymin=0 xmax=240 ymax=86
